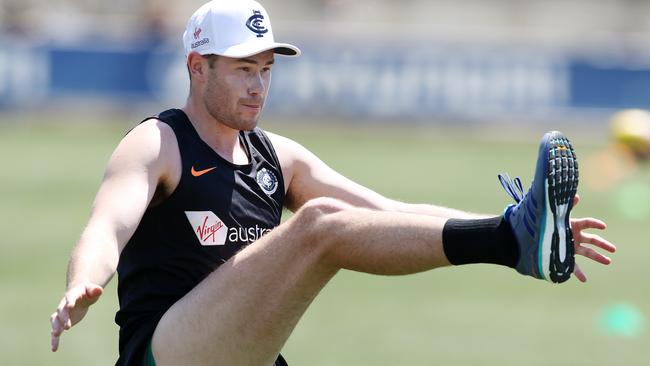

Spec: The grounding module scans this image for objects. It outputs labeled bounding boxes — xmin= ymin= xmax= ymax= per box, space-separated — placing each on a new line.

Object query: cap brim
xmin=215 ymin=42 xmax=301 ymax=58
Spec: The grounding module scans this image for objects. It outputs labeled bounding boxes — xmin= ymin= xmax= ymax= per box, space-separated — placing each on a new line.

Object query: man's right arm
xmin=50 ymin=120 xmax=180 ymax=352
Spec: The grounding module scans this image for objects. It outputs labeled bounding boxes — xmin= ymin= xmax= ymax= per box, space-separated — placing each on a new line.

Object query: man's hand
xmin=50 ymin=283 xmax=103 ymax=352
xmin=570 ymin=195 xmax=617 ymax=282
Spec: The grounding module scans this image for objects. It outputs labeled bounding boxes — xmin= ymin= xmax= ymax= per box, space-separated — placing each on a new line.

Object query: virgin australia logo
xmin=185 ymin=211 xmax=272 ymax=245
xmin=185 ymin=211 xmax=228 ymax=245
xmin=246 ymin=10 xmax=268 ymax=38
xmin=191 ymin=26 xmax=209 ymax=49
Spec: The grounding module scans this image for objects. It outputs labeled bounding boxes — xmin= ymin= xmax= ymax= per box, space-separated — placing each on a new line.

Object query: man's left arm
xmin=266 ymin=131 xmax=616 ymax=282
xmin=266 ymin=132 xmax=483 ymax=218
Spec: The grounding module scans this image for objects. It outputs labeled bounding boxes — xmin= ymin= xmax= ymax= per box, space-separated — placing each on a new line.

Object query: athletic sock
xmin=442 ymin=216 xmax=518 ymax=268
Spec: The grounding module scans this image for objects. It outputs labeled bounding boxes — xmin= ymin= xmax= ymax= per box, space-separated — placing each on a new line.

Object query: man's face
xmin=203 ymin=50 xmax=274 ymax=131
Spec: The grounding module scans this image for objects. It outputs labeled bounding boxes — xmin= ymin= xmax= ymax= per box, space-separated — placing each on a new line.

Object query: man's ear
xmin=187 ymin=51 xmax=208 ymax=82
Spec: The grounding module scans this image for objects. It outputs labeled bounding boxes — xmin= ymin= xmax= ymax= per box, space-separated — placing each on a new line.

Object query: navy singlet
xmin=114 ymin=109 xmax=288 ymax=366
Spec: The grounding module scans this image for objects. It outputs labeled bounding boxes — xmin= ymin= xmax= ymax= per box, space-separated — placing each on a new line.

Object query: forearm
xmin=66 ymin=223 xmax=120 ymax=289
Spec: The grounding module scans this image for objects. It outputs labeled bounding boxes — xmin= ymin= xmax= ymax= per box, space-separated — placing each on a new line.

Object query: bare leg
xmin=152 ymin=198 xmax=450 ymax=365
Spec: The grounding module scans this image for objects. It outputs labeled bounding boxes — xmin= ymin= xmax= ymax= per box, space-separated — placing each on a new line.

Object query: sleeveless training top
xmin=114 ymin=109 xmax=287 ymax=365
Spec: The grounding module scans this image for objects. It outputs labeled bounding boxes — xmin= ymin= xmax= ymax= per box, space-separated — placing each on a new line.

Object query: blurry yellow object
xmin=582 ymin=144 xmax=637 ymax=191
xmin=610 ymin=109 xmax=650 ymax=160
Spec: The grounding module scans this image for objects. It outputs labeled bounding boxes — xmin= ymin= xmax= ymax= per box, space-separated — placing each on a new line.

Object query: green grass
xmin=1 ymin=119 xmax=647 ymax=365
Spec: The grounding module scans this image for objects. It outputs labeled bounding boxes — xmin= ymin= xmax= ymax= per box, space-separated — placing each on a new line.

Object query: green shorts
xmin=144 ymin=339 xmax=156 ymax=366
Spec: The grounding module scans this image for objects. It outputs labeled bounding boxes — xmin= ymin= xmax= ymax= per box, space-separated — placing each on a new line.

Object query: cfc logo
xmin=246 ymin=10 xmax=268 ymax=38
xmin=256 ymin=168 xmax=278 ymax=195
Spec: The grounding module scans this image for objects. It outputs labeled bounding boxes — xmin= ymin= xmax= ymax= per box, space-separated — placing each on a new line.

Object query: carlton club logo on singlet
xmin=185 ymin=211 xmax=273 ymax=246
xmin=256 ymin=168 xmax=278 ymax=195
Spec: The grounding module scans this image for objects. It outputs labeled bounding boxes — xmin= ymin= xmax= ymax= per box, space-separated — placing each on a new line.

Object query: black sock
xmin=442 ymin=216 xmax=518 ymax=268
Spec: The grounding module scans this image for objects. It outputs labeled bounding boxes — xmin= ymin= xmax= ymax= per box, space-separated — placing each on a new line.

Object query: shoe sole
xmin=540 ymin=133 xmax=578 ymax=283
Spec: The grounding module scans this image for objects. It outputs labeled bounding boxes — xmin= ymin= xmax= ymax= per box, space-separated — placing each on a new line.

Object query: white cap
xmin=183 ymin=0 xmax=300 ymax=58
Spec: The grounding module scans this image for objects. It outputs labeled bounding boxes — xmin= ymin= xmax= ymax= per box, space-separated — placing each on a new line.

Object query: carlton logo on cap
xmin=246 ymin=10 xmax=268 ymax=38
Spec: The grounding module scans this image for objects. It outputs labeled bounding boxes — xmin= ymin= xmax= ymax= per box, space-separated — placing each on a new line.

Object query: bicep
xmin=83 ymin=120 xmax=176 ymax=254
xmin=88 ymin=159 xmax=157 ymax=252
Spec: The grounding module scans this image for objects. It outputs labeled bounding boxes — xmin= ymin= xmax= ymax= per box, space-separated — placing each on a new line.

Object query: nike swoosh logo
xmin=191 ymin=166 xmax=217 ymax=177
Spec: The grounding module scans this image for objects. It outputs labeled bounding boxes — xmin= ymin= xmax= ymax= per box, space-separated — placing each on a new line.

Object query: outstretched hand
xmin=570 ymin=194 xmax=617 ymax=282
xmin=50 ymin=283 xmax=103 ymax=352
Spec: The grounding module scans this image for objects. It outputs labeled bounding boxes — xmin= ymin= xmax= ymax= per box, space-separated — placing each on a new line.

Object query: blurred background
xmin=1 ymin=0 xmax=649 ymax=365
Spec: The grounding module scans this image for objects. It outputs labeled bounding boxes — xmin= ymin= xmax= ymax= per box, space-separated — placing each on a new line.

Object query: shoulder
xmin=258 ymin=131 xmax=316 ymax=196
xmin=116 ymin=119 xmax=177 ymax=162
xmin=262 ymin=131 xmax=311 ymax=167
xmin=263 ymin=131 xmax=305 ymax=157
xmin=128 ymin=118 xmax=176 ymax=143
xmin=107 ymin=118 xmax=181 ymax=181
xmin=262 ymin=130 xmax=326 ymax=183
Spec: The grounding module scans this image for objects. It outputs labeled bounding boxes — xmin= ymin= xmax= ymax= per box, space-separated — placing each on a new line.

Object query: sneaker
xmin=499 ymin=131 xmax=579 ymax=283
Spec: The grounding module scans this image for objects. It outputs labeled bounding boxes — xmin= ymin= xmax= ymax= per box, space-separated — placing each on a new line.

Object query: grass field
xmin=1 ymin=117 xmax=648 ymax=365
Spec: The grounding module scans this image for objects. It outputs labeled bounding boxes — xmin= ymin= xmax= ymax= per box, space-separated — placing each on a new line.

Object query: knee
xmin=289 ymin=198 xmax=370 ymax=269
xmin=299 ymin=197 xmax=351 ymax=216
xmin=293 ymin=197 xmax=349 ymax=226
xmin=290 ymin=197 xmax=352 ymax=243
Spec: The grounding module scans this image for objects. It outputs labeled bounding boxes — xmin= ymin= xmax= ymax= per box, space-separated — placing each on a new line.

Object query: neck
xmin=182 ymin=99 xmax=249 ymax=165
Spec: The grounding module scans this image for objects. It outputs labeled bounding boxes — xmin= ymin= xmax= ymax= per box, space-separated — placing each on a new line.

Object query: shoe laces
xmin=498 ymin=173 xmax=524 ymax=203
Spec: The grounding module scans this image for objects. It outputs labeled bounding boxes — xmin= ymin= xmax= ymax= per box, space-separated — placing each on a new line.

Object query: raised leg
xmin=152 ymin=197 xmax=449 ymax=365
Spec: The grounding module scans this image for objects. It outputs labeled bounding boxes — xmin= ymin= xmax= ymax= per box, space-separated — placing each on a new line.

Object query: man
xmin=50 ymin=1 xmax=616 ymax=365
